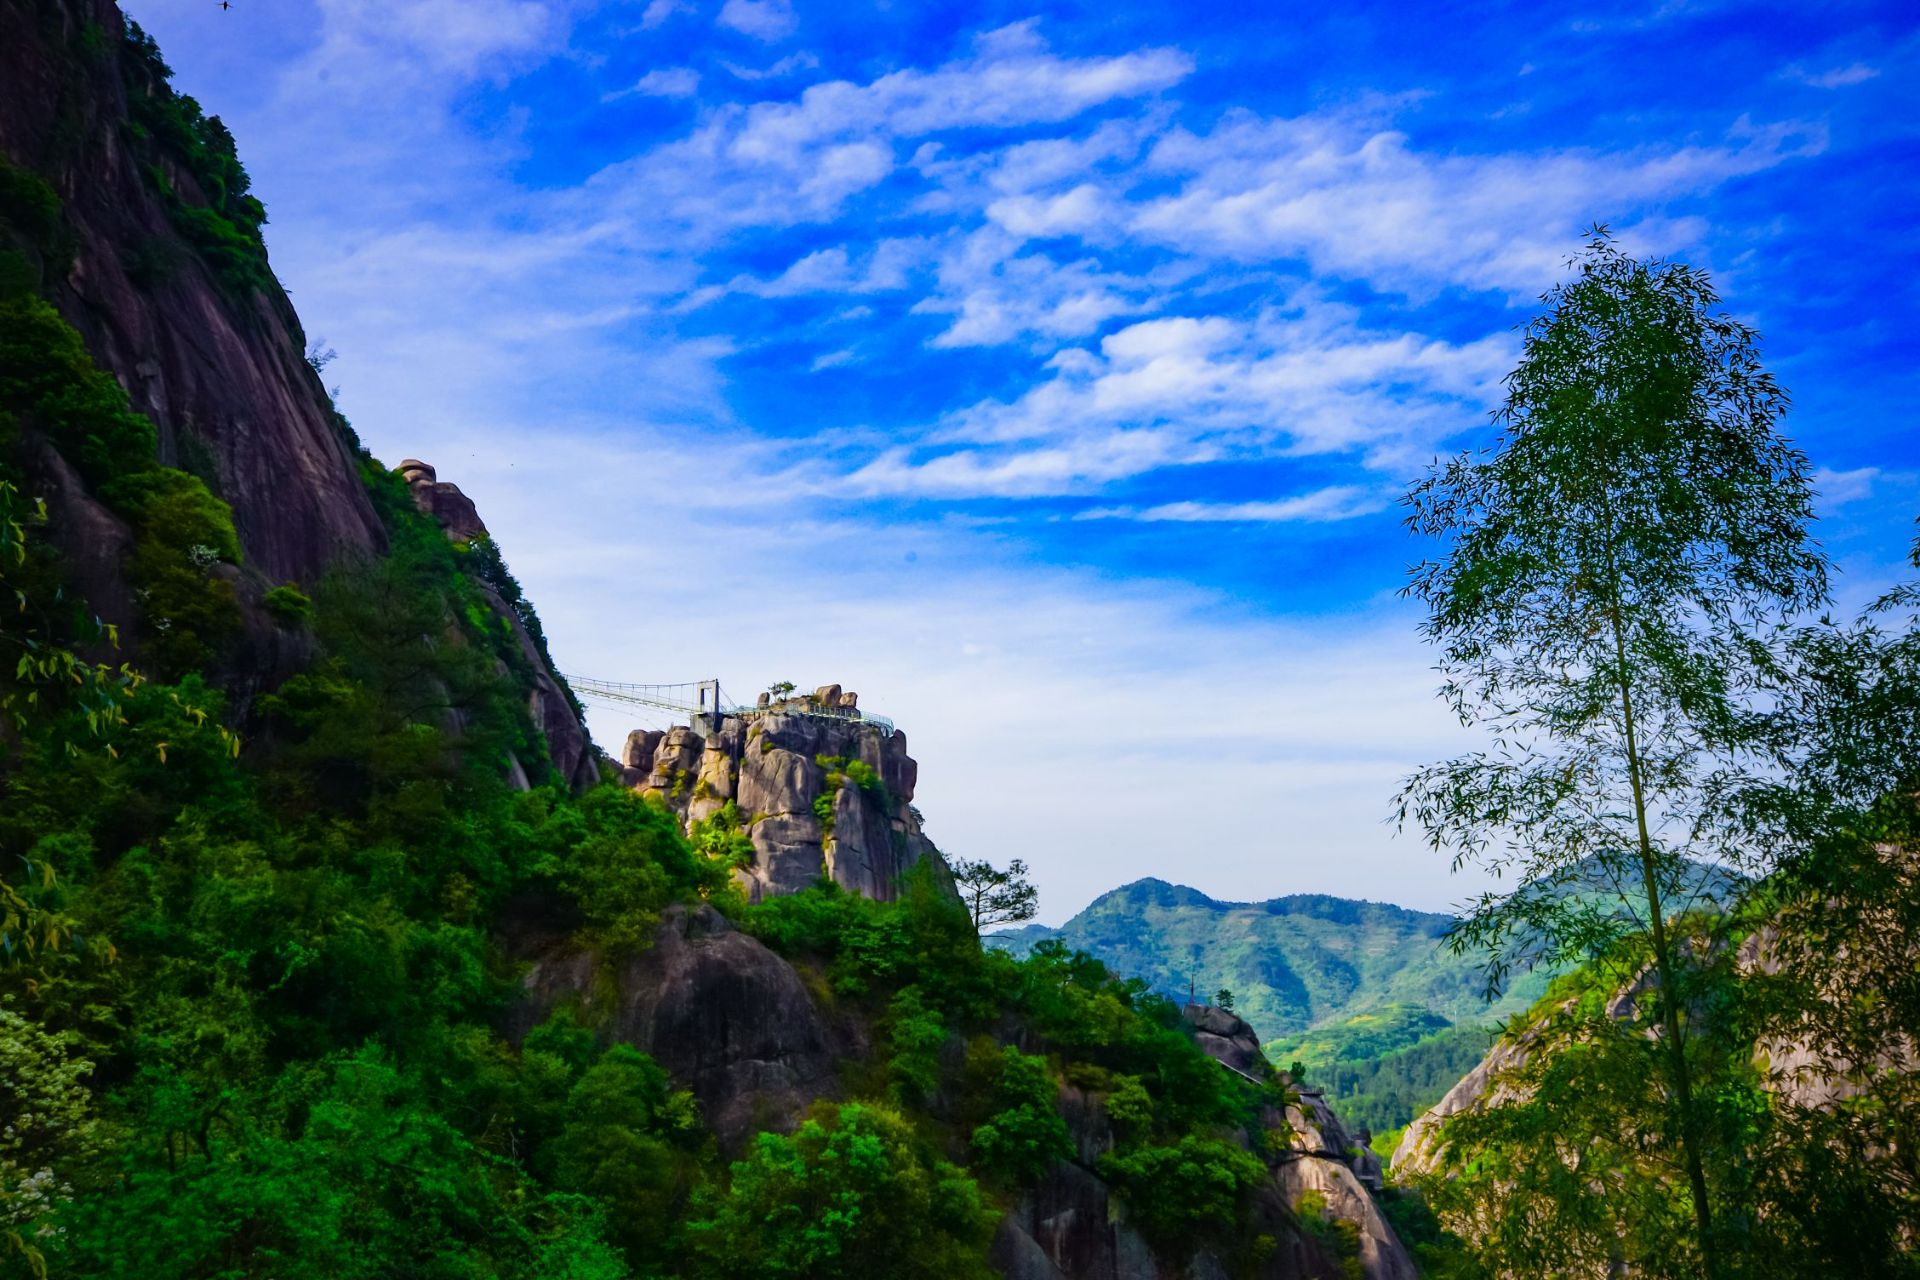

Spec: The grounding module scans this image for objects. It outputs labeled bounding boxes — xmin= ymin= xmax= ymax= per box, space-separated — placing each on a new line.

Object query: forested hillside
xmin=990 ymin=878 xmax=1554 ymax=1041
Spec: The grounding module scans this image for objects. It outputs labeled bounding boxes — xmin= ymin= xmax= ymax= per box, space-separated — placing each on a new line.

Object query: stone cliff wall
xmin=621 ymin=696 xmax=947 ymax=902
xmin=1 ymin=0 xmax=384 ymax=589
xmin=399 ymin=459 xmax=596 ymax=791
xmin=0 ymin=0 xmax=594 ymax=787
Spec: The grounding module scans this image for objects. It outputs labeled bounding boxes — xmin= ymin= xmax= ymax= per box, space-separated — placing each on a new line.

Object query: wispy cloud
xmin=724 ymin=51 xmax=821 ymax=80
xmin=718 ymin=0 xmax=799 ymax=43
xmin=1787 ymin=61 xmax=1879 ymax=88
xmin=1814 ymin=465 xmax=1878 ymax=506
xmin=1078 ymin=485 xmax=1388 ymax=523
xmin=838 ymin=300 xmax=1513 ymax=497
xmin=606 ymin=66 xmax=700 ymax=100
xmin=639 ymin=0 xmax=689 ymax=30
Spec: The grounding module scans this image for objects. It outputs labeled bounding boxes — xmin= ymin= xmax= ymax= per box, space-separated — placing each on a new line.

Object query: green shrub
xmin=102 ymin=468 xmax=242 ymax=676
xmin=1098 ymin=1134 xmax=1268 ymax=1260
xmin=884 ymin=985 xmax=948 ymax=1104
xmin=0 ymin=294 xmax=156 ymax=482
xmin=123 ymin=23 xmax=272 ymax=294
xmin=262 ymin=583 xmax=312 ymax=627
xmin=683 ymin=1102 xmax=995 ymax=1280
xmin=970 ymin=1045 xmax=1072 ymax=1187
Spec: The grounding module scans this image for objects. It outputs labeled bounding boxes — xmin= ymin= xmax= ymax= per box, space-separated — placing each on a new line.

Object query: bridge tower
xmin=691 ymin=679 xmax=723 ymax=735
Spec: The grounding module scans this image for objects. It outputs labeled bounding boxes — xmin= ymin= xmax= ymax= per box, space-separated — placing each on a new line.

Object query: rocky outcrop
xmin=1391 ymin=1028 xmax=1532 ymax=1176
xmin=506 ymin=902 xmax=848 ymax=1150
xmin=399 ymin=459 xmax=487 ymax=543
xmin=1184 ymin=1002 xmax=1268 ymax=1079
xmin=624 ymin=703 xmax=948 ymax=902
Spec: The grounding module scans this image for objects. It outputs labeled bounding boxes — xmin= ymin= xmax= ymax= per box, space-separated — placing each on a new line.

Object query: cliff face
xmin=0 ymin=0 xmax=383 ymax=589
xmin=622 ymin=698 xmax=948 ymax=902
xmin=0 ymin=0 xmax=594 ymax=784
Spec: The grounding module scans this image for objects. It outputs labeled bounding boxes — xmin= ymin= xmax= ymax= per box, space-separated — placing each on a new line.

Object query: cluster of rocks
xmin=756 ymin=681 xmax=862 ymax=712
xmin=620 ymin=695 xmax=946 ymax=903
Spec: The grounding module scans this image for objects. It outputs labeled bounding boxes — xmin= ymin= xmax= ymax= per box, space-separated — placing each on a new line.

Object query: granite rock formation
xmin=506 ymin=902 xmax=849 ymax=1151
xmin=622 ymin=703 xmax=948 ymax=902
xmin=0 ymin=0 xmax=384 ymax=590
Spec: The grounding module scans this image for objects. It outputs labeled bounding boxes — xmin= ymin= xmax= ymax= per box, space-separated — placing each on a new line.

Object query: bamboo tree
xmin=1397 ymin=229 xmax=1829 ymax=1276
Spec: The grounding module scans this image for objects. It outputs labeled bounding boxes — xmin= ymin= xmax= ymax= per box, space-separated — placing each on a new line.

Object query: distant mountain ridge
xmin=989 ymin=876 xmax=1553 ymax=1044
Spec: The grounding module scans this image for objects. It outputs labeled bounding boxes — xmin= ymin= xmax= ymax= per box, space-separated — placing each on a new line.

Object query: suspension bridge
xmin=561 ymin=676 xmax=896 ymax=735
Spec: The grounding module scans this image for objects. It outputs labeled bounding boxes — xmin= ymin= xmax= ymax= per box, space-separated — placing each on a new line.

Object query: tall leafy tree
xmin=1397 ymin=230 xmax=1829 ymax=1276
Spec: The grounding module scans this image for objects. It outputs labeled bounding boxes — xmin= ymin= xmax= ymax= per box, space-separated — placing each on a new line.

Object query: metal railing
xmin=562 ymin=676 xmax=895 ymax=736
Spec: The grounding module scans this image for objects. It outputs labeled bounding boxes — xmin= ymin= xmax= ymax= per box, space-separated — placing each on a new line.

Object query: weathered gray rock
xmin=1391 ymin=1026 xmax=1533 ymax=1176
xmin=1183 ymin=1004 xmax=1268 ymax=1080
xmin=1272 ymin=1154 xmax=1419 ymax=1280
xmin=623 ymin=729 xmax=663 ymax=774
xmin=625 ymin=699 xmax=952 ymax=904
xmin=506 ymin=903 xmax=841 ymax=1151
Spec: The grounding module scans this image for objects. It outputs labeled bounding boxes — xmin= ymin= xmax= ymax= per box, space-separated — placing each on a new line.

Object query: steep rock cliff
xmin=0 ymin=0 xmax=593 ymax=784
xmin=623 ymin=700 xmax=948 ymax=902
xmin=1 ymin=0 xmax=383 ymax=588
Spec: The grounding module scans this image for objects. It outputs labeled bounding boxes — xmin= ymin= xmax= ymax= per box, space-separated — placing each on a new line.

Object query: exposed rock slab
xmin=505 ymin=902 xmax=841 ymax=1150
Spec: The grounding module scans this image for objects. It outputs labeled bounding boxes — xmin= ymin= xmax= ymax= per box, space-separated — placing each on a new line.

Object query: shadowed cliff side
xmin=0 ymin=0 xmax=383 ymax=587
xmin=0 ymin=0 xmax=594 ymax=784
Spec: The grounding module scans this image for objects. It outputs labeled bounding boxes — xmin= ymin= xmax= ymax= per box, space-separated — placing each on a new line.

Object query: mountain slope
xmin=991 ymin=877 xmax=1554 ymax=1042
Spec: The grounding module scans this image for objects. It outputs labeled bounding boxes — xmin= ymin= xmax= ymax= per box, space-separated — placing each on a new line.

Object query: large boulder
xmin=505 ymin=902 xmax=843 ymax=1151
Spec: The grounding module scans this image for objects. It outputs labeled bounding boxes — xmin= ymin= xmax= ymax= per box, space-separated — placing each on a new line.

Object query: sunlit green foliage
xmin=1097 ymin=1133 xmax=1268 ymax=1259
xmin=122 ymin=22 xmax=270 ymax=293
xmin=683 ymin=1102 xmax=996 ymax=1280
xmin=969 ymin=1045 xmax=1072 ymax=1187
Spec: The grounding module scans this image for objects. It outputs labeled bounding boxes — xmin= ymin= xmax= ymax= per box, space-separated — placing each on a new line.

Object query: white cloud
xmin=1814 ymin=466 xmax=1878 ymax=506
xmin=610 ymin=66 xmax=700 ymax=100
xmin=839 ymin=298 xmax=1512 ymax=497
xmin=1787 ymin=61 xmax=1879 ymax=88
xmin=583 ymin=24 xmax=1190 ymax=238
xmin=724 ymin=51 xmax=821 ymax=80
xmin=1122 ymin=111 xmax=1826 ymax=295
xmin=914 ymin=228 xmax=1159 ymax=348
xmin=1078 ymin=485 xmax=1387 ymax=523
xmin=640 ymin=0 xmax=689 ymax=29
xmin=718 ymin=0 xmax=798 ymax=42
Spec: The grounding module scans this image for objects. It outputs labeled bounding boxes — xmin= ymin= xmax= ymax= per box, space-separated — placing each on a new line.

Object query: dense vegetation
xmin=1269 ymin=1006 xmax=1494 ymax=1137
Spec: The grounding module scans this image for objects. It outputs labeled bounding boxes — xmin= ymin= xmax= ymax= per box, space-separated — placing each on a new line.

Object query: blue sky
xmin=132 ymin=0 xmax=1919 ymax=921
